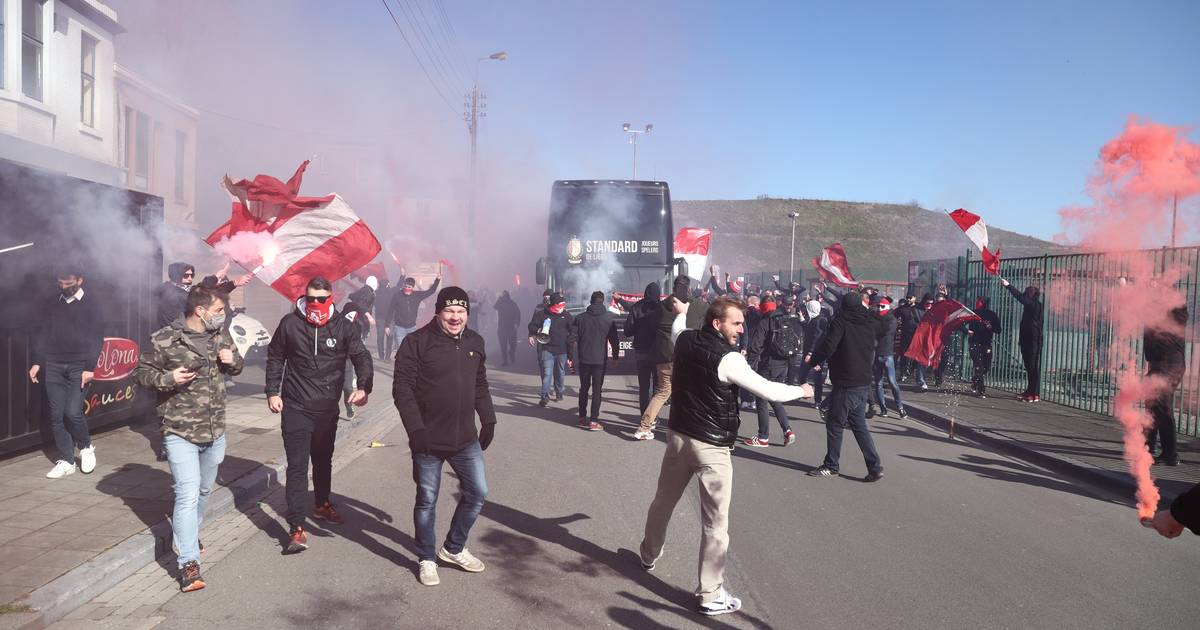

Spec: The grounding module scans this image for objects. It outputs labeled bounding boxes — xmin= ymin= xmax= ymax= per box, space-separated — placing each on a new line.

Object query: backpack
xmin=767 ymin=315 xmax=803 ymax=357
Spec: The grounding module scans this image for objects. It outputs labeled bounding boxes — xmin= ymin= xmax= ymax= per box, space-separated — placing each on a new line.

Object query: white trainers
xmin=418 ymin=560 xmax=440 ymax=586
xmin=46 ymin=460 xmax=75 ymax=479
xmin=79 ymin=445 xmax=96 ymax=474
xmin=633 ymin=430 xmax=654 ymax=441
xmin=437 ymin=547 xmax=485 ymax=572
xmin=698 ymin=588 xmax=743 ymax=616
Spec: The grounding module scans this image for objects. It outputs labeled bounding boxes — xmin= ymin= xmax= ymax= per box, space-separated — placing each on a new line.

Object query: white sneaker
xmin=437 ymin=547 xmax=485 ymax=572
xmin=633 ymin=430 xmax=654 ymax=441
xmin=418 ymin=560 xmax=440 ymax=586
xmin=698 ymin=588 xmax=743 ymax=616
xmin=79 ymin=445 xmax=96 ymax=474
xmin=46 ymin=460 xmax=75 ymax=479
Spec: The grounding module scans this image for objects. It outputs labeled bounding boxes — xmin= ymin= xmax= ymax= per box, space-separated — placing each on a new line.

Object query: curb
xmin=900 ymin=399 xmax=1137 ymax=499
xmin=13 ymin=402 xmax=399 ymax=629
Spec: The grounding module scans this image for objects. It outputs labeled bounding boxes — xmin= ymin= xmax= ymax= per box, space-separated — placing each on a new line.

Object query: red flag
xmin=205 ymin=162 xmax=381 ymax=300
xmin=674 ymin=227 xmax=713 ymax=281
xmin=811 ymin=243 xmax=857 ymax=287
xmin=903 ymin=299 xmax=982 ymax=367
xmin=948 ymin=208 xmax=1002 ymax=276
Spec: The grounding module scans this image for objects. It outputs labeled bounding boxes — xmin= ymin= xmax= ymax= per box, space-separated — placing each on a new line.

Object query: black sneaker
xmin=865 ymin=405 xmax=877 ymax=419
xmin=816 ymin=404 xmax=827 ymax=420
xmin=897 ymin=409 xmax=908 ymax=418
xmin=864 ymin=470 xmax=884 ymax=483
xmin=807 ymin=466 xmax=838 ymax=478
xmin=878 ymin=409 xmax=890 ymax=418
xmin=555 ymin=392 xmax=564 ymax=402
xmin=538 ymin=398 xmax=548 ymax=408
xmin=1154 ymin=455 xmax=1179 ymax=467
xmin=179 ymin=560 xmax=205 ymax=592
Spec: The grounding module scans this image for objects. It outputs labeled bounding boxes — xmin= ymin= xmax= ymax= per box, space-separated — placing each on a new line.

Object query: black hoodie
xmin=154 ymin=263 xmax=195 ymax=328
xmin=573 ymin=303 xmax=620 ymax=365
xmin=966 ymin=297 xmax=1003 ymax=345
xmin=809 ymin=292 xmax=876 ymax=387
xmin=1005 ymin=284 xmax=1043 ymax=346
xmin=625 ymin=282 xmax=662 ymax=356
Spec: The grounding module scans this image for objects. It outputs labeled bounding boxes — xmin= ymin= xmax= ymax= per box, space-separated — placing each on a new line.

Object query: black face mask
xmin=60 ymin=283 xmax=79 ymax=297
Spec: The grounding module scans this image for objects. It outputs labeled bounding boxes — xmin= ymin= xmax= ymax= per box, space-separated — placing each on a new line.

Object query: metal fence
xmin=914 ymin=247 xmax=1200 ymax=438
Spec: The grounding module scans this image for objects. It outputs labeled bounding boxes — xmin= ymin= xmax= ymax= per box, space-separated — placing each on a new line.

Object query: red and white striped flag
xmin=948 ymin=208 xmax=1001 ymax=275
xmin=811 ymin=243 xmax=857 ymax=287
xmin=674 ymin=227 xmax=713 ymax=282
xmin=205 ymin=161 xmax=381 ymax=300
xmin=903 ymin=299 xmax=982 ymax=367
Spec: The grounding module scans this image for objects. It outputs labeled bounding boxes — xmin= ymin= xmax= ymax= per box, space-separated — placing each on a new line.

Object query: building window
xmin=81 ymin=34 xmax=97 ymax=127
xmin=124 ymin=108 xmax=150 ymax=189
xmin=22 ymin=0 xmax=44 ymax=101
xmin=174 ymin=130 xmax=187 ymax=201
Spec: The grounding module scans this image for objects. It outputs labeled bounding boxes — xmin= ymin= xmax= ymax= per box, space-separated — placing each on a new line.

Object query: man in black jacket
xmin=30 ymin=268 xmax=104 ymax=479
xmin=639 ymin=297 xmax=811 ymax=617
xmin=529 ymin=293 xmax=575 ymax=406
xmin=339 ymin=277 xmax=377 ymax=420
xmin=965 ymin=296 xmax=1003 ymax=397
xmin=393 ymin=286 xmax=497 ymax=587
xmin=154 ymin=262 xmax=195 ymax=329
xmin=1145 ymin=304 xmax=1188 ymax=467
xmin=386 ymin=274 xmax=442 ymax=357
xmin=869 ymin=297 xmax=906 ymax=418
xmin=1000 ymin=277 xmax=1043 ymax=402
xmin=375 ymin=279 xmax=394 ymax=359
xmin=493 ymin=290 xmax=521 ymax=366
xmin=634 ymin=277 xmax=686 ymax=440
xmin=801 ymin=298 xmax=831 ymax=411
xmin=743 ymin=295 xmax=803 ymax=447
xmin=893 ymin=295 xmax=920 ymax=380
xmin=572 ymin=291 xmax=619 ymax=430
xmin=266 ymin=277 xmax=373 ymax=553
xmin=807 ymin=291 xmax=884 ymax=481
xmin=626 ymin=282 xmax=663 ymax=414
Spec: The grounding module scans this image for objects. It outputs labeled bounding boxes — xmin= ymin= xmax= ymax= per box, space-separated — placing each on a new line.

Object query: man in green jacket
xmin=133 ymin=285 xmax=243 ymax=593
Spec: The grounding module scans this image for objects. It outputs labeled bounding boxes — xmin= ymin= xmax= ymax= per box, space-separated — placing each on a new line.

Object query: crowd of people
xmin=20 ymin=258 xmax=1199 ymax=616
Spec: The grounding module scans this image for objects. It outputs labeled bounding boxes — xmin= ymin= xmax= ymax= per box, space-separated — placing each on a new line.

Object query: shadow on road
xmin=898 ymin=452 xmax=1124 ymax=505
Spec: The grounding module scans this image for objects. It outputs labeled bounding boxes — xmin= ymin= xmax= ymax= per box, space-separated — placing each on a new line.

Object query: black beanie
xmin=436 ymin=286 xmax=470 ymax=313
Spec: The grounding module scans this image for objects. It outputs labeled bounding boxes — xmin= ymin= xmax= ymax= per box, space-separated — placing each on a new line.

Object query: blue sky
xmin=112 ymin=1 xmax=1200 ymax=242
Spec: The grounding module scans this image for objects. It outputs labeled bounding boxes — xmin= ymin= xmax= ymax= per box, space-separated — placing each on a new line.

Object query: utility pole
xmin=787 ymin=211 xmax=800 ymax=282
xmin=622 ymin=123 xmax=653 ymax=180
xmin=465 ymin=52 xmax=507 ymax=237
xmin=1171 ymin=193 xmax=1179 ymax=248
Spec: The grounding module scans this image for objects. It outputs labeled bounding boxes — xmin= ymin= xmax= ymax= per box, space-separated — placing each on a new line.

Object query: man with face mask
xmin=266 ymin=277 xmax=373 ymax=553
xmin=386 ymin=274 xmax=442 ymax=357
xmin=1000 ymin=278 xmax=1044 ymax=402
xmin=530 ymin=293 xmax=575 ymax=407
xmin=30 ymin=269 xmax=104 ymax=479
xmin=393 ymin=286 xmax=497 ymax=587
xmin=893 ymin=295 xmax=920 ymax=381
xmin=133 ymin=286 xmax=243 ymax=592
xmin=965 ymin=296 xmax=1002 ymax=397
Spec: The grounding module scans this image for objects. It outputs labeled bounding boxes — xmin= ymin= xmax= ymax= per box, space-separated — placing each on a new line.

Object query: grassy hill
xmin=673 ymin=198 xmax=1069 ymax=282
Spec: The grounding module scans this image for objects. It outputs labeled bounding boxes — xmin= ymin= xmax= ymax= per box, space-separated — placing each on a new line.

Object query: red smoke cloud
xmin=1057 ymin=116 xmax=1200 ymax=520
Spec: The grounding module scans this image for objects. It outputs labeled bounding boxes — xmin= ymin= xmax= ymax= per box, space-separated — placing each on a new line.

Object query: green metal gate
xmin=936 ymin=247 xmax=1200 ymax=438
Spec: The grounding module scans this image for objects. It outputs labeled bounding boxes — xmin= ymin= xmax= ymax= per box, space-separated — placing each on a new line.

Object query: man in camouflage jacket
xmin=133 ymin=286 xmax=242 ymax=593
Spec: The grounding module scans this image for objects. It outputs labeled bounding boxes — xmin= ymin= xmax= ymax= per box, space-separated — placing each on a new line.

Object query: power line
xmin=432 ymin=0 xmax=473 ymax=81
xmin=411 ymin=0 xmax=471 ymax=91
xmin=395 ymin=0 xmax=466 ymax=98
xmin=379 ymin=0 xmax=461 ymax=117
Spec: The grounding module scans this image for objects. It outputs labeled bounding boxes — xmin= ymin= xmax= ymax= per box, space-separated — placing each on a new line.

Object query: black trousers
xmin=1020 ymin=339 xmax=1042 ymax=396
xmin=377 ymin=324 xmax=392 ymax=360
xmin=969 ymin=342 xmax=993 ymax=394
xmin=636 ymin=359 xmax=655 ymax=414
xmin=577 ymin=363 xmax=607 ymax=419
xmin=498 ymin=326 xmax=517 ymax=363
xmin=281 ymin=401 xmax=339 ymax=527
xmin=1147 ymin=371 xmax=1183 ymax=459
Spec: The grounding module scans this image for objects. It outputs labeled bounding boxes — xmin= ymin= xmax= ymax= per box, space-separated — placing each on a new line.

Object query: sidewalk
xmin=0 ymin=364 xmax=398 ymax=629
xmin=894 ymin=379 xmax=1200 ymax=502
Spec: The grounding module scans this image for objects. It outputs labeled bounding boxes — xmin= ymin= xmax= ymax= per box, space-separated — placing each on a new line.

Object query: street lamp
xmin=467 ymin=51 xmax=507 ymax=237
xmin=787 ymin=211 xmax=800 ymax=283
xmin=622 ymin=123 xmax=652 ymax=180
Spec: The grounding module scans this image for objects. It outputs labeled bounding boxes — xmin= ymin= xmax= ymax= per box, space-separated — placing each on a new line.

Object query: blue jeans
xmin=873 ymin=355 xmax=904 ymax=412
xmin=540 ymin=352 xmax=568 ymax=401
xmin=755 ymin=360 xmax=792 ymax=439
xmin=391 ymin=325 xmax=417 ymax=358
xmin=412 ymin=441 xmax=489 ymax=562
xmin=165 ymin=433 xmax=226 ymax=568
xmin=822 ymin=385 xmax=882 ymax=474
xmin=44 ymin=361 xmax=91 ymax=462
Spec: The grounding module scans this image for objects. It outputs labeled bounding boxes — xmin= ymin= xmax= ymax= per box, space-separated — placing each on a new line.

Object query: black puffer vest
xmin=668 ymin=326 xmax=741 ymax=448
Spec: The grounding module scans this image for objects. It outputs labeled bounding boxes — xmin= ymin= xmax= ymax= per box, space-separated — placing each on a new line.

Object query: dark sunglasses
xmin=305 ymin=295 xmax=332 ymax=304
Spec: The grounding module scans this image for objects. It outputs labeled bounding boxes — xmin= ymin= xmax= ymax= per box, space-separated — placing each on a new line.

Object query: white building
xmin=0 ymin=0 xmax=122 ymax=184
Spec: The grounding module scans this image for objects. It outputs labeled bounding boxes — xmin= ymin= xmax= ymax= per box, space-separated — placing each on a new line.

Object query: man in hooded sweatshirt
xmin=572 ymin=291 xmax=620 ymax=430
xmin=634 ymin=277 xmax=687 ymax=440
xmin=1145 ymin=304 xmax=1188 ymax=467
xmin=801 ymin=298 xmax=831 ymax=414
xmin=387 ymin=274 xmax=442 ymax=356
xmin=807 ymin=291 xmax=884 ymax=481
xmin=339 ymin=277 xmax=378 ymax=419
xmin=965 ymin=296 xmax=1003 ymax=397
xmin=1000 ymin=278 xmax=1044 ymax=402
xmin=266 ymin=277 xmax=373 ymax=553
xmin=626 ymin=282 xmax=664 ymax=414
xmin=155 ymin=262 xmax=196 ymax=329
xmin=869 ymin=297 xmax=906 ymax=418
xmin=529 ymin=293 xmax=575 ymax=406
xmin=893 ymin=295 xmax=920 ymax=381
xmin=493 ymin=290 xmax=522 ymax=366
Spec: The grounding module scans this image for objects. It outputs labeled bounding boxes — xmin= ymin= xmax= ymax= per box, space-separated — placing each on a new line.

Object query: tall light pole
xmin=622 ymin=123 xmax=652 ymax=179
xmin=466 ymin=51 xmax=507 ymax=236
xmin=787 ymin=211 xmax=800 ymax=283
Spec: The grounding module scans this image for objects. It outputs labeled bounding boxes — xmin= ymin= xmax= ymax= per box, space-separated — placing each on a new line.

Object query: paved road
xmin=127 ymin=362 xmax=1200 ymax=628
